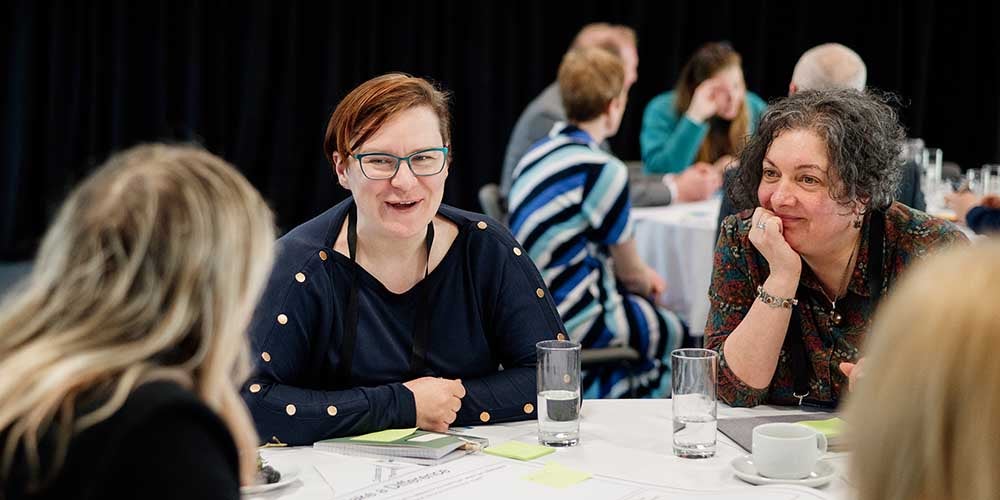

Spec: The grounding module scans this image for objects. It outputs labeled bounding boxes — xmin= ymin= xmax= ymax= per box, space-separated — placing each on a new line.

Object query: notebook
xmin=718 ymin=412 xmax=846 ymax=452
xmin=314 ymin=429 xmax=472 ymax=464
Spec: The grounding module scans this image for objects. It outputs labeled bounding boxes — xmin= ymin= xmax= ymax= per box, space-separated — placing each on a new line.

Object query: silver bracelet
xmin=756 ymin=285 xmax=798 ymax=309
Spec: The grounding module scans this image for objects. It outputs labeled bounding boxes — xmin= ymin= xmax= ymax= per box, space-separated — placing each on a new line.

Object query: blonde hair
xmin=845 ymin=241 xmax=1000 ymax=500
xmin=0 ymin=144 xmax=276 ymax=489
xmin=558 ymin=47 xmax=625 ymax=123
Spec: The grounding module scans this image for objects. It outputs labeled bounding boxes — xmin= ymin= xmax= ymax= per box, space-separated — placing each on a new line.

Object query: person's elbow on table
xmin=672 ymin=163 xmax=722 ymax=203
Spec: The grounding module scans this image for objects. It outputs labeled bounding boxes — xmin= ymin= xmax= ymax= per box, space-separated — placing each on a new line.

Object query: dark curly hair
xmin=727 ymin=89 xmax=905 ymax=213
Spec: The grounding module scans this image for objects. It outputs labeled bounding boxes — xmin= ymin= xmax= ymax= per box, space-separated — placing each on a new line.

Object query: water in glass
xmin=537 ymin=389 xmax=580 ymax=446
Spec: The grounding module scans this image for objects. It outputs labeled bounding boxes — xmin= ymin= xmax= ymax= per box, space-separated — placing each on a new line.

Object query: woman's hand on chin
xmin=403 ymin=376 xmax=466 ymax=432
xmin=749 ymin=207 xmax=802 ymax=282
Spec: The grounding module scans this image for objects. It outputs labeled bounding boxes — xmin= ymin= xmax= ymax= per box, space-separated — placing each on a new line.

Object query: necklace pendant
xmin=830 ymin=310 xmax=843 ymax=326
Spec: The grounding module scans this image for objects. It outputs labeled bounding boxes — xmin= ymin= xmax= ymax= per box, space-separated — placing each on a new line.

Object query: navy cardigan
xmin=243 ymin=199 xmax=565 ymax=445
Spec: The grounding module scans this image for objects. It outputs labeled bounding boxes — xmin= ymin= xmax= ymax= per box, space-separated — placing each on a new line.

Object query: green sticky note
xmin=523 ymin=462 xmax=592 ymax=488
xmin=484 ymin=441 xmax=555 ymax=461
xmin=797 ymin=417 xmax=845 ymax=438
xmin=349 ymin=428 xmax=417 ymax=443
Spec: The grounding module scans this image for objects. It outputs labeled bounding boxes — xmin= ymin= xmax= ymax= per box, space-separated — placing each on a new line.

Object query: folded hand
xmin=403 ymin=377 xmax=466 ymax=432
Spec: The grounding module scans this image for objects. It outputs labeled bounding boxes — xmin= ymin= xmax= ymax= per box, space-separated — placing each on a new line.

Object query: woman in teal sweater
xmin=641 ymin=42 xmax=766 ymax=174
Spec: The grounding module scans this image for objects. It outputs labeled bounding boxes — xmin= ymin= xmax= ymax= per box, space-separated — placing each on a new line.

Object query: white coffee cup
xmin=751 ymin=423 xmax=827 ymax=479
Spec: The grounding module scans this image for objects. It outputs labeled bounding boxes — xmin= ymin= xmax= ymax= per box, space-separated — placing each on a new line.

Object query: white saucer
xmin=730 ymin=455 xmax=836 ymax=488
xmin=241 ymin=465 xmax=300 ymax=494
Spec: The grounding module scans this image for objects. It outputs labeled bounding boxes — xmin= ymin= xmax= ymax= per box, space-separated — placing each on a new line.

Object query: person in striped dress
xmin=508 ymin=47 xmax=684 ymax=398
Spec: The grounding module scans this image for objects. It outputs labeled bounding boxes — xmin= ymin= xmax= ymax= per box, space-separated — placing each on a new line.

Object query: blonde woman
xmin=846 ymin=241 xmax=1000 ymax=500
xmin=0 ymin=145 xmax=275 ymax=499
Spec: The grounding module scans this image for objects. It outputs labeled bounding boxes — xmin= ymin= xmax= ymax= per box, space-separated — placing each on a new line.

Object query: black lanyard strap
xmin=336 ymin=206 xmax=435 ymax=383
xmin=784 ymin=209 xmax=885 ymax=406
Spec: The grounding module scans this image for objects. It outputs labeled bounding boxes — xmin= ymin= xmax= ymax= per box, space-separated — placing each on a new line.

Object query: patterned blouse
xmin=706 ymin=202 xmax=968 ymax=407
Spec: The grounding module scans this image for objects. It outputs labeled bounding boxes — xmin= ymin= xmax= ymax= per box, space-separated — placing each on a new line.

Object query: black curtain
xmin=3 ymin=0 xmax=997 ymax=258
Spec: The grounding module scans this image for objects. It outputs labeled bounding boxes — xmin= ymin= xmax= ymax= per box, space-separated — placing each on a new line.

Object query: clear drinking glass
xmin=922 ymin=148 xmax=944 ymax=185
xmin=672 ymin=348 xmax=719 ymax=458
xmin=983 ymin=164 xmax=1000 ymax=195
xmin=902 ymin=138 xmax=925 ymax=165
xmin=967 ymin=168 xmax=987 ymax=196
xmin=920 ymin=148 xmax=950 ymax=213
xmin=536 ymin=340 xmax=581 ymax=446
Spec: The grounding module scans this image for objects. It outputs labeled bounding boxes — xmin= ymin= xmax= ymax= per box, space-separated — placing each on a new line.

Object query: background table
xmin=631 ymin=198 xmax=721 ymax=338
xmin=251 ymin=400 xmax=850 ymax=499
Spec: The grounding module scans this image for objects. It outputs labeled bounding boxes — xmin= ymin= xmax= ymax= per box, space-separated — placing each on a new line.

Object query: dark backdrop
xmin=3 ymin=0 xmax=998 ymax=258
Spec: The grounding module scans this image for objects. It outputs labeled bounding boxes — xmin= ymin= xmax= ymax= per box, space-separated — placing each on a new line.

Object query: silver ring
xmin=756 ymin=221 xmax=766 ymax=230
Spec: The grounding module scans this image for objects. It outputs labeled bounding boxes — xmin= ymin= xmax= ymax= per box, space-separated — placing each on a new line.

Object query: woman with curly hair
xmin=706 ymin=89 xmax=967 ymax=408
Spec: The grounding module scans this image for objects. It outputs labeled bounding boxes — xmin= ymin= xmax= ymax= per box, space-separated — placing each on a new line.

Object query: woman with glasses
xmin=509 ymin=48 xmax=684 ymax=399
xmin=242 ymin=74 xmax=563 ymax=444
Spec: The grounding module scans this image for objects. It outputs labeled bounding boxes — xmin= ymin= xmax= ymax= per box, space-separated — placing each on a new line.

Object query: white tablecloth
xmin=250 ymin=400 xmax=850 ymax=499
xmin=631 ymin=198 xmax=721 ymax=337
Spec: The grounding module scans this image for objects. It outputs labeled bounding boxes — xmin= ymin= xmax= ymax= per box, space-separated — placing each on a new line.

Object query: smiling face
xmin=334 ymin=105 xmax=448 ymax=240
xmin=713 ymin=65 xmax=746 ymax=121
xmin=756 ymin=128 xmax=859 ymax=257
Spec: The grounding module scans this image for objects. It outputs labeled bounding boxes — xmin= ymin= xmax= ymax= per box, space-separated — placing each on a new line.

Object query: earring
xmin=853 ymin=216 xmax=863 ymax=229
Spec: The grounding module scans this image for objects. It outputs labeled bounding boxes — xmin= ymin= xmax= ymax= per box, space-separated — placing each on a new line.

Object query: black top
xmin=243 ymin=199 xmax=565 ymax=445
xmin=967 ymin=205 xmax=1000 ymax=234
xmin=3 ymin=381 xmax=240 ymax=500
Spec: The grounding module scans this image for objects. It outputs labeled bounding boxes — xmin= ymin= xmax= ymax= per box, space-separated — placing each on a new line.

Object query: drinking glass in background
xmin=902 ymin=138 xmax=925 ymax=165
xmin=966 ymin=168 xmax=987 ymax=196
xmin=536 ymin=340 xmax=581 ymax=447
xmin=919 ymin=147 xmax=954 ymax=218
xmin=921 ymin=147 xmax=944 ymax=186
xmin=671 ymin=348 xmax=718 ymax=458
xmin=982 ymin=164 xmax=1000 ymax=196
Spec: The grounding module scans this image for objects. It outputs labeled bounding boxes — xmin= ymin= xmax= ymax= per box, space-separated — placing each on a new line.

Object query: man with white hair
xmin=789 ymin=43 xmax=867 ymax=93
xmin=716 ymin=43 xmax=925 ymax=234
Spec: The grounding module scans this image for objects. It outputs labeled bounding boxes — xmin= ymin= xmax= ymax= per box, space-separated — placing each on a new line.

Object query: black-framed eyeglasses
xmin=352 ymin=147 xmax=449 ymax=180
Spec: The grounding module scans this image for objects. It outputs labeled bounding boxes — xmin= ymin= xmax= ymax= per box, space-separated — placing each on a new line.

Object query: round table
xmin=630 ymin=198 xmax=721 ymax=337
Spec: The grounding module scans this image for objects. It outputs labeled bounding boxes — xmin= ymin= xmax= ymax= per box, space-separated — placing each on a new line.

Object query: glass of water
xmin=671 ymin=348 xmax=719 ymax=458
xmin=536 ymin=339 xmax=581 ymax=446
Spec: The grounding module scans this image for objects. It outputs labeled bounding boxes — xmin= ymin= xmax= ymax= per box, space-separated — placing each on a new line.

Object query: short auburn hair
xmin=323 ymin=73 xmax=452 ymax=164
xmin=558 ymin=47 xmax=625 ymax=123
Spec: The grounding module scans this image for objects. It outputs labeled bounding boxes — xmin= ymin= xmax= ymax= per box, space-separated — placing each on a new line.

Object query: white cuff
xmin=662 ymin=174 xmax=679 ymax=204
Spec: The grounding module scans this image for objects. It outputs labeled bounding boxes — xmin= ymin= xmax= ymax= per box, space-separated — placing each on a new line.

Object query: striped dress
xmin=508 ymin=125 xmax=684 ymax=398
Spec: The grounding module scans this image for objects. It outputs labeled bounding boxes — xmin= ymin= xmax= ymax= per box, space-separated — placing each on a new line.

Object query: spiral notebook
xmin=314 ymin=429 xmax=483 ymax=465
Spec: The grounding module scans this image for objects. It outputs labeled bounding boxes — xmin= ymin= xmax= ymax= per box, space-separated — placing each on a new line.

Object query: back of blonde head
xmin=558 ymin=47 xmax=625 ymax=123
xmin=846 ymin=241 xmax=1000 ymax=500
xmin=0 ymin=144 xmax=275 ymax=488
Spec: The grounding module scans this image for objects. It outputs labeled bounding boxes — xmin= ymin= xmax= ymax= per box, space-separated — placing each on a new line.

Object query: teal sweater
xmin=640 ymin=90 xmax=767 ymax=174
